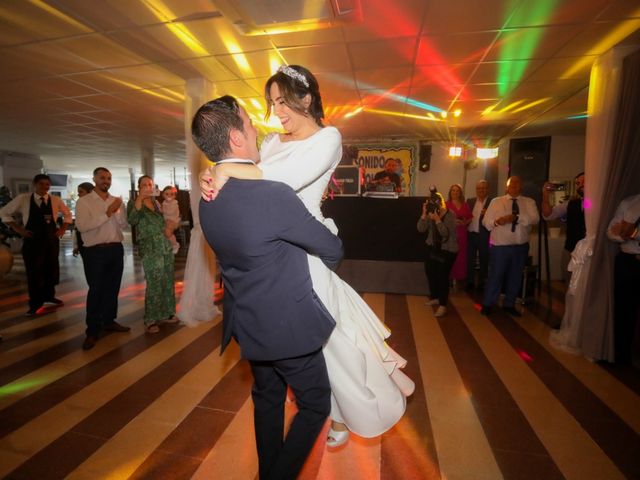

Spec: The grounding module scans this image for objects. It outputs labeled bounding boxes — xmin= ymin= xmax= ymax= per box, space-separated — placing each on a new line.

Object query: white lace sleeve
xmin=259 ymin=127 xmax=342 ymax=191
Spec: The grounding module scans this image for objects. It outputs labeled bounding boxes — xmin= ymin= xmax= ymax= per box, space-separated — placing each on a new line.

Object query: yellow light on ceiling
xmin=453 ymin=109 xmax=462 ymax=118
xmin=141 ymin=0 xmax=209 ymax=56
xmin=449 ymin=146 xmax=462 ymax=157
xmin=366 ymin=108 xmax=442 ymax=122
xmin=28 ymin=0 xmax=92 ymax=32
xmin=344 ymin=107 xmax=363 ymax=118
xmin=440 ymin=111 xmax=448 ymax=119
xmin=250 ymin=98 xmax=263 ymax=110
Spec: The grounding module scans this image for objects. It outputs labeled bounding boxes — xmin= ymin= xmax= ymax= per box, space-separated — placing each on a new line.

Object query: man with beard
xmin=541 ymin=172 xmax=586 ymax=282
xmin=75 ymin=167 xmax=130 ymax=350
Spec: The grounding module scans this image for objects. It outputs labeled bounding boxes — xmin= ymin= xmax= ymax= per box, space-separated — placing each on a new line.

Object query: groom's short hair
xmin=192 ymin=95 xmax=244 ymax=163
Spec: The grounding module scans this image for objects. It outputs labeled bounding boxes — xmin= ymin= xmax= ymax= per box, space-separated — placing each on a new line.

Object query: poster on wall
xmin=341 ymin=145 xmax=416 ymax=196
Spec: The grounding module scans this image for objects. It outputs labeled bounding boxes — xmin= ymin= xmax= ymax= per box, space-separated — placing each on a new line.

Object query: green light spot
xmin=497 ymin=0 xmax=559 ymax=96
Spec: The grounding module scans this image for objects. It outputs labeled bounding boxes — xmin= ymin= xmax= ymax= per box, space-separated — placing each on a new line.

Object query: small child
xmin=161 ymin=186 xmax=181 ymax=254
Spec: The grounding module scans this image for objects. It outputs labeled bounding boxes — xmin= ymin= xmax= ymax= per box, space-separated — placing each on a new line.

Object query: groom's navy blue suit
xmin=200 ymin=177 xmax=343 ymax=480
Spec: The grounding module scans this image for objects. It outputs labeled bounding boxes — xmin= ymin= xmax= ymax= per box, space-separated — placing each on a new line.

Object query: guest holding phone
xmin=127 ymin=175 xmax=176 ymax=333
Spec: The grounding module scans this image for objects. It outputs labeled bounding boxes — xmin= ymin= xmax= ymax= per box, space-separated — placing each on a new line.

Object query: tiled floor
xmin=0 ymin=237 xmax=638 ymax=479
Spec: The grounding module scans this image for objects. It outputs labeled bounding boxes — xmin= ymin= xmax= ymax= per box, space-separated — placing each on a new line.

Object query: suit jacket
xmin=467 ymin=196 xmax=492 ymax=239
xmin=200 ymin=178 xmax=344 ymax=362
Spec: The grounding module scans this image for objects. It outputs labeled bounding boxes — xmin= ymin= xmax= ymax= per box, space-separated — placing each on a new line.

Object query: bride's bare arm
xmin=200 ymin=163 xmax=263 ymax=201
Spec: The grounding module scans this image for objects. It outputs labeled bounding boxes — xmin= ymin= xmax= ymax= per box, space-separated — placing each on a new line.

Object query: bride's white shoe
xmin=327 ymin=427 xmax=349 ymax=448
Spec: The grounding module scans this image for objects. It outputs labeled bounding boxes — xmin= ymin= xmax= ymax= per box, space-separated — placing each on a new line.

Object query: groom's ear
xmin=229 ymin=128 xmax=244 ymax=148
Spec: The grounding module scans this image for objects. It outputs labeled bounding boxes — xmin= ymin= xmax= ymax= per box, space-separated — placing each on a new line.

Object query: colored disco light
xmin=563 ymin=10 xmax=640 ymax=79
xmin=517 ymin=350 xmax=533 ymax=362
xmin=497 ymin=0 xmax=559 ymax=96
xmin=141 ymin=0 xmax=209 ymax=56
xmin=566 ymin=113 xmax=588 ymax=120
xmin=27 ymin=0 xmax=92 ymax=32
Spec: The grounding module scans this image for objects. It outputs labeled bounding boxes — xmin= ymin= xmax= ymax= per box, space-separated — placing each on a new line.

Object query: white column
xmin=178 ymin=78 xmax=219 ymax=326
xmin=140 ymin=142 xmax=155 ymax=178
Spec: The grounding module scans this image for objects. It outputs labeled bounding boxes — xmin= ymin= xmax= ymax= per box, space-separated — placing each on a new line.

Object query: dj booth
xmin=320 ymin=197 xmax=429 ymax=295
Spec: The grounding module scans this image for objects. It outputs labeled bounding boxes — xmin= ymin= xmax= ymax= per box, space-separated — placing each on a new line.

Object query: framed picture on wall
xmin=11 ymin=179 xmax=31 ymax=196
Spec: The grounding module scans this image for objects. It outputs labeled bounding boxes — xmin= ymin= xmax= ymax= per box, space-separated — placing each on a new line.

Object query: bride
xmin=201 ymin=65 xmax=415 ymax=447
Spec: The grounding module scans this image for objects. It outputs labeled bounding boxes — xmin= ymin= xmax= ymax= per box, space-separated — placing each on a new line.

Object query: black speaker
xmin=508 ymin=137 xmax=551 ymax=206
xmin=419 ymin=143 xmax=432 ymax=172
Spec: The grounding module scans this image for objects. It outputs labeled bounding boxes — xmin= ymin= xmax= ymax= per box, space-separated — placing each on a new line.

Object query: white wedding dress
xmin=259 ymin=127 xmax=415 ymax=437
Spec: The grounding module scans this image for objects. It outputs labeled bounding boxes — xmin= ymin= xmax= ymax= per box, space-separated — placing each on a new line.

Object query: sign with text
xmin=341 ymin=145 xmax=415 ymax=196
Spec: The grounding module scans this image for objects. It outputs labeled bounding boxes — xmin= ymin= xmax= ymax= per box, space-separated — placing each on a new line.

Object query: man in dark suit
xmin=466 ymin=179 xmax=492 ymax=289
xmin=192 ymin=95 xmax=343 ymax=480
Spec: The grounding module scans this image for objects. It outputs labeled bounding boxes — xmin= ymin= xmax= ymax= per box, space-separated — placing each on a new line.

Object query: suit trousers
xmin=250 ymin=349 xmax=331 ymax=480
xmin=467 ymin=231 xmax=489 ymax=287
xmin=424 ymin=246 xmax=458 ymax=306
xmin=613 ymin=252 xmax=640 ymax=364
xmin=22 ymin=236 xmax=59 ymax=310
xmin=483 ymin=243 xmax=529 ymax=308
xmin=82 ymin=243 xmax=124 ymax=336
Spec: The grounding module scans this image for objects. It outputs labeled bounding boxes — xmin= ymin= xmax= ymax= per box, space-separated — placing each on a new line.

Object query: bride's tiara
xmin=277 ymin=65 xmax=309 ymax=88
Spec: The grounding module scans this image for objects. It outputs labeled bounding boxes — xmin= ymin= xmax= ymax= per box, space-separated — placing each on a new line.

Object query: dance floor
xmin=0 ymin=237 xmax=638 ymax=480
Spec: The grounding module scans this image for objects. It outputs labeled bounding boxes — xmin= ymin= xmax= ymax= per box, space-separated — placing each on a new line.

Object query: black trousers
xmin=250 ymin=349 xmax=331 ymax=480
xmin=82 ymin=243 xmax=124 ymax=336
xmin=22 ymin=236 xmax=59 ymax=310
xmin=424 ymin=246 xmax=458 ymax=306
xmin=467 ymin=231 xmax=489 ymax=287
xmin=613 ymin=252 xmax=640 ymax=364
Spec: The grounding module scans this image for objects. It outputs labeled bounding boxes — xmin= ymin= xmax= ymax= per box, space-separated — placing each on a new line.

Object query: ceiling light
xmin=449 ymin=146 xmax=462 ymax=157
xmin=440 ymin=111 xmax=448 ymax=119
xmin=453 ymin=109 xmax=462 ymax=118
xmin=477 ymin=147 xmax=498 ymax=159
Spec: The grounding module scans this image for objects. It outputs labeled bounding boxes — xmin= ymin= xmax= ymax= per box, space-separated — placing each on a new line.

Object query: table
xmin=321 ymin=197 xmax=429 ymax=294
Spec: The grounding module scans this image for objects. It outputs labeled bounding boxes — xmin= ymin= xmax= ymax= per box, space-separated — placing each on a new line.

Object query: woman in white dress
xmin=202 ymin=65 xmax=415 ymax=447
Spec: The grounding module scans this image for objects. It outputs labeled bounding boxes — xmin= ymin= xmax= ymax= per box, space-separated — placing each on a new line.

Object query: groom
xmin=192 ymin=96 xmax=343 ymax=479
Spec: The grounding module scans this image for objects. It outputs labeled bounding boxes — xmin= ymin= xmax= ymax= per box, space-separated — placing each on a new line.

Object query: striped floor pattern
xmin=0 ymin=239 xmax=639 ymax=479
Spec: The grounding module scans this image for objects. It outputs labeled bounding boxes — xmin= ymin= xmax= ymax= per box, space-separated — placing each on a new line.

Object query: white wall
xmin=0 ymin=151 xmax=43 ymax=196
xmin=495 ymin=134 xmax=585 ymax=191
xmin=412 ymin=142 xmax=487 ymax=199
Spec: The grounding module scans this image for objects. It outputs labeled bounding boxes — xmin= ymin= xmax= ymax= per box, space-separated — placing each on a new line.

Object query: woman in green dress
xmin=127 ymin=175 xmax=176 ymax=333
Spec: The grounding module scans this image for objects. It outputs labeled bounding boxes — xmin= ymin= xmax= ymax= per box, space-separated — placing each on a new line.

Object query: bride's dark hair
xmin=264 ymin=65 xmax=325 ymax=127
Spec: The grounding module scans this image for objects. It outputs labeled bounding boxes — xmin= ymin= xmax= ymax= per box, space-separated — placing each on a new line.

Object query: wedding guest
xmin=481 ymin=176 xmax=539 ymax=317
xmin=75 ymin=167 xmax=130 ymax=350
xmin=160 ymin=185 xmax=181 ymax=254
xmin=607 ymin=193 xmax=640 ymax=364
xmin=446 ymin=184 xmax=472 ymax=287
xmin=417 ymin=192 xmax=458 ymax=317
xmin=466 ymin=180 xmax=492 ymax=289
xmin=127 ymin=175 xmax=177 ymax=334
xmin=0 ymin=174 xmax=71 ymax=316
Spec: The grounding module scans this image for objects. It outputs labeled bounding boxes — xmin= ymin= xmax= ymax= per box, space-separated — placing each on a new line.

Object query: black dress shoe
xmin=503 ymin=306 xmax=522 ymax=317
xmin=103 ymin=321 xmax=131 ymax=332
xmin=82 ymin=336 xmax=97 ymax=350
xmin=480 ymin=306 xmax=492 ymax=316
xmin=44 ymin=298 xmax=64 ymax=306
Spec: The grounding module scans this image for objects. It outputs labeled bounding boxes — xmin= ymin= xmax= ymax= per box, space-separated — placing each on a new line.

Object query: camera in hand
xmin=425 ymin=185 xmax=441 ymax=214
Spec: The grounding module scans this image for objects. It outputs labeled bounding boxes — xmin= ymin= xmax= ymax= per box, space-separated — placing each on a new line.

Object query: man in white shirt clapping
xmin=75 ymin=167 xmax=130 ymax=350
